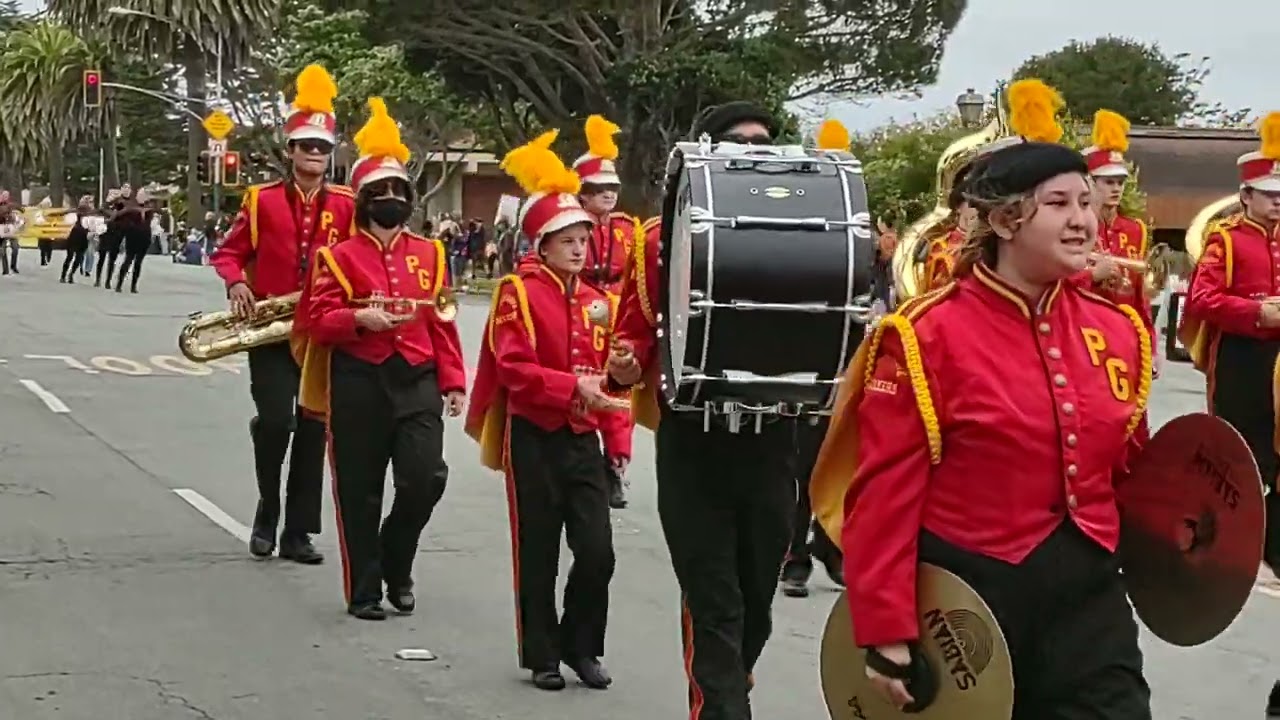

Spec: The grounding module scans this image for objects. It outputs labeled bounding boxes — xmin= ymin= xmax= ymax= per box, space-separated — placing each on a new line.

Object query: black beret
xmin=965 ymin=142 xmax=1087 ymax=203
xmin=692 ymin=101 xmax=778 ymax=141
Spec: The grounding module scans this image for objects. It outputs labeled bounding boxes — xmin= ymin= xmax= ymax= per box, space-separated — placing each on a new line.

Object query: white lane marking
xmin=24 ymin=354 xmax=98 ymax=374
xmin=18 ymin=379 xmax=70 ymax=413
xmin=0 ymin=358 xmax=8 ymax=364
xmin=172 ymin=489 xmax=250 ymax=543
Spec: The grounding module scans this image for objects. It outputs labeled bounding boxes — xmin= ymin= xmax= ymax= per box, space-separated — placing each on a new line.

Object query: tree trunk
xmin=103 ymin=99 xmax=121 ymax=189
xmin=618 ymin=127 xmax=668 ymax=219
xmin=47 ymin=130 xmax=65 ymax=206
xmin=183 ymin=40 xmax=207 ymax=227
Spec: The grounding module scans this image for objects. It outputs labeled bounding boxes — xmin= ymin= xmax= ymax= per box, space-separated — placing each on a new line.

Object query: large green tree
xmin=51 ymin=0 xmax=285 ymax=223
xmin=346 ymin=0 xmax=968 ymax=213
xmin=231 ymin=0 xmax=480 ymax=210
xmin=1012 ymin=36 xmax=1250 ymax=127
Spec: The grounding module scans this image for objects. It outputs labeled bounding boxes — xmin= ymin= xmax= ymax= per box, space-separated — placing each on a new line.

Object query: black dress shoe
xmin=387 ymin=585 xmax=415 ymax=614
xmin=531 ymin=669 xmax=565 ymax=691
xmin=248 ymin=534 xmax=275 ymax=558
xmin=780 ymin=561 xmax=811 ymax=598
xmin=566 ymin=657 xmax=612 ymax=689
xmin=278 ymin=533 xmax=324 ymax=564
xmin=1267 ymin=680 xmax=1280 ymax=716
xmin=348 ymin=603 xmax=387 ymax=621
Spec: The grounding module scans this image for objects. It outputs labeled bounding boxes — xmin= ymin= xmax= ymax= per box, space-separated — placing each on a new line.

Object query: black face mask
xmin=367 ymin=197 xmax=412 ymax=229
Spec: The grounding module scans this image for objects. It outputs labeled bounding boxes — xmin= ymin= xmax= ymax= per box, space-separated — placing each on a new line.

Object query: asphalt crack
xmin=2 ymin=671 xmax=217 ymax=718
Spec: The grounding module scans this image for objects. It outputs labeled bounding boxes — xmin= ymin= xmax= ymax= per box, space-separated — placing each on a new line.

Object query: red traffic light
xmin=85 ymin=72 xmax=99 ymax=85
xmin=224 ymin=154 xmax=237 ymax=165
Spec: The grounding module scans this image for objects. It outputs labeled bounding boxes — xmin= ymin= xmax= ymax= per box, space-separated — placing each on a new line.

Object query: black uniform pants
xmin=328 ymin=352 xmax=448 ymax=607
xmin=38 ymin=239 xmax=52 ymax=265
xmin=95 ymin=238 xmax=120 ymax=285
xmin=61 ymin=245 xmax=86 ymax=281
xmin=247 ymin=343 xmax=325 ymax=536
xmin=785 ymin=418 xmax=838 ymax=569
xmin=1 ymin=237 xmax=16 ymax=273
xmin=1211 ymin=333 xmax=1280 ymax=570
xmin=115 ymin=239 xmax=148 ymax=291
xmin=656 ymin=411 xmax=795 ymax=720
xmin=920 ymin=522 xmax=1150 ymax=719
xmin=506 ymin=415 xmax=614 ymax=670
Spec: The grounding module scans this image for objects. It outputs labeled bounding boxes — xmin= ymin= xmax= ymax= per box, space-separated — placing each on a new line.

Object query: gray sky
xmin=830 ymin=0 xmax=1274 ymax=131
xmin=21 ymin=0 xmax=1270 ymax=133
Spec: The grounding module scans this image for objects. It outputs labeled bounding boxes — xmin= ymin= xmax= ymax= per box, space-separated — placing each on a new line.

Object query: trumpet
xmin=351 ymin=287 xmax=458 ymax=323
xmin=1089 ymin=253 xmax=1147 ymax=273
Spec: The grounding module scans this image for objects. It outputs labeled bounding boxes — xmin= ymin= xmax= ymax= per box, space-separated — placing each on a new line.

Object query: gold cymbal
xmin=819 ymin=563 xmax=1014 ymax=720
xmin=1119 ymin=412 xmax=1265 ymax=646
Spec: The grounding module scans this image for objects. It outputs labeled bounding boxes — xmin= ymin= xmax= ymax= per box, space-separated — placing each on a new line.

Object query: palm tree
xmin=0 ymin=20 xmax=103 ymax=204
xmin=48 ymin=0 xmax=283 ymax=223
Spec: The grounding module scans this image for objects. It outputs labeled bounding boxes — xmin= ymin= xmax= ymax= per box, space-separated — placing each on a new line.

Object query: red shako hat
xmin=501 ymin=130 xmax=594 ymax=243
xmin=283 ymin=64 xmax=338 ymax=145
xmin=1237 ymin=112 xmax=1280 ymax=192
xmin=1081 ymin=109 xmax=1130 ymax=178
xmin=572 ymin=114 xmax=621 ymax=186
xmin=348 ymin=98 xmax=410 ymax=191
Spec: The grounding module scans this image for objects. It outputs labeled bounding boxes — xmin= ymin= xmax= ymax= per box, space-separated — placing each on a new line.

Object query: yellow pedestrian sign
xmin=202 ymin=110 xmax=235 ymax=140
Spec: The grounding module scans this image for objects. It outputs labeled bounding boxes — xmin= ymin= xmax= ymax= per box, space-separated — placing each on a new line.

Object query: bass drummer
xmin=608 ymin=100 xmax=797 ymax=720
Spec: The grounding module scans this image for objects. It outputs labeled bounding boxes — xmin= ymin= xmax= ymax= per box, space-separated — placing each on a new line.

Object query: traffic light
xmin=83 ymin=69 xmax=102 ymax=108
xmin=196 ymin=151 xmax=211 ymax=184
xmin=222 ymin=151 xmax=241 ymax=186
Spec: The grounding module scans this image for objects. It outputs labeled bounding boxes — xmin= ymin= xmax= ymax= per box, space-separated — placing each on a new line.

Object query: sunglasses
xmin=720 ymin=133 xmax=772 ymax=145
xmin=294 ymin=139 xmax=334 ymax=155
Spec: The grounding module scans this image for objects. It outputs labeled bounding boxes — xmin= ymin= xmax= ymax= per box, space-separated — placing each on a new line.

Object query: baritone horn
xmin=178 ymin=291 xmax=300 ymax=363
xmin=893 ymin=83 xmax=1011 ymax=304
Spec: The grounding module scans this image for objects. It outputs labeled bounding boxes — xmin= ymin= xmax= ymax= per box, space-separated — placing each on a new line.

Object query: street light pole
xmin=107 ymin=6 xmax=226 ymax=216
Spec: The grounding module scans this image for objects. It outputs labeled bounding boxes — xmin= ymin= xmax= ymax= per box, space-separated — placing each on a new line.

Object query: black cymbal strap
xmin=864 ymin=643 xmax=939 ymax=714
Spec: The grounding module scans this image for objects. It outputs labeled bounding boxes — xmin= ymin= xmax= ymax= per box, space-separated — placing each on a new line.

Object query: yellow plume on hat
xmin=584 ymin=115 xmax=619 ymax=161
xmin=293 ymin=64 xmax=337 ymax=115
xmin=1007 ymin=78 xmax=1064 ymax=144
xmin=815 ymin=118 xmax=850 ymax=151
xmin=1260 ymin=112 xmax=1280 ymax=161
xmin=353 ymin=97 xmax=410 ymax=164
xmin=500 ymin=130 xmax=582 ymax=196
xmin=1091 ymin=110 xmax=1130 ymax=153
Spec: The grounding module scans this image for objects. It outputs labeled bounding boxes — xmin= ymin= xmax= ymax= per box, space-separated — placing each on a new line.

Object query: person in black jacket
xmin=95 ymin=187 xmax=125 ymax=287
xmin=60 ymin=195 xmax=98 ymax=284
xmin=112 ymin=187 xmax=151 ymax=293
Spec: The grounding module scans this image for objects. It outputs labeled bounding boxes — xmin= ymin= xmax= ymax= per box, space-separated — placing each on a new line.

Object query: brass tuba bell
xmin=892 ymin=84 xmax=1012 ymax=304
xmin=1183 ymin=193 xmax=1240 ymax=262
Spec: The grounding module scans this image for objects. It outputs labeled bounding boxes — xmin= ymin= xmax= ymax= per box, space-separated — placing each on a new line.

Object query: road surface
xmin=0 ymin=253 xmax=1274 ymax=719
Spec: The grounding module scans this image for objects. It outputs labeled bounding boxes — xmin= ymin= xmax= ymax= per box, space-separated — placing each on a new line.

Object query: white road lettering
xmin=150 ymin=355 xmax=213 ymax=376
xmin=91 ymin=356 xmax=154 ymax=376
xmin=24 ymin=354 xmax=99 ymax=374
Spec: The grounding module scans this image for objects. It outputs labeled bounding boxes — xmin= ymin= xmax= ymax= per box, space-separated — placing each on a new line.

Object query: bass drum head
xmin=658 ymin=147 xmax=694 ymax=406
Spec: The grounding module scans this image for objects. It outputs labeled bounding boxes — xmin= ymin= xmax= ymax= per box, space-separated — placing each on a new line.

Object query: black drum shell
xmin=658 ymin=146 xmax=873 ymax=411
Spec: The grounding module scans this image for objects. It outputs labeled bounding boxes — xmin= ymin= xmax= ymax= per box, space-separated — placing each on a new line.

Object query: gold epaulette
xmin=326 ymin=183 xmax=355 ymax=197
xmin=640 ymin=215 xmax=661 ymax=233
xmin=253 ymin=179 xmax=284 ymax=192
xmin=1212 ymin=213 xmax=1244 ymax=231
xmin=608 ymin=211 xmax=636 ymax=223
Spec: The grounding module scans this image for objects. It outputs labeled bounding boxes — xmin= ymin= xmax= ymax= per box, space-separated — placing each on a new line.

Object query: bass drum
xmin=658 ymin=141 xmax=874 ymax=414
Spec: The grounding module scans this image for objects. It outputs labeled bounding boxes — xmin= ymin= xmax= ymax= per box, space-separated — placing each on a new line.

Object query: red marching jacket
xmin=301 ymin=229 xmax=467 ymax=413
xmin=1070 ymin=214 xmax=1154 ymax=337
xmin=609 ymin=216 xmax=663 ymax=430
xmin=1180 ymin=214 xmax=1280 ymax=373
xmin=584 ymin=212 xmax=641 ymax=297
xmin=465 ymin=263 xmax=633 ymax=470
xmin=210 ymin=180 xmax=355 ymax=298
xmin=809 ymin=265 xmax=1152 ymax=648
xmin=921 ymin=227 xmax=964 ymax=293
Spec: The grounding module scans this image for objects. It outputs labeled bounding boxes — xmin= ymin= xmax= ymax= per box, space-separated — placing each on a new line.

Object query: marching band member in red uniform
xmin=572 ymin=114 xmax=642 ymax=509
xmin=920 ymin=172 xmax=979 ymax=292
xmin=305 ymin=98 xmax=466 ymax=621
xmin=1181 ymin=111 xmax=1280 ymax=591
xmin=1078 ymin=110 xmax=1154 ymax=333
xmin=210 ymin=64 xmax=355 ymax=563
xmin=608 ymin=101 xmax=795 ymax=720
xmin=466 ymin=130 xmax=629 ymax=691
xmin=812 ymin=80 xmax=1154 ymax=719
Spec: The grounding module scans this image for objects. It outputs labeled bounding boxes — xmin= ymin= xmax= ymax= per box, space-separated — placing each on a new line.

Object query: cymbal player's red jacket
xmin=810 ymin=265 xmax=1153 ymax=647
